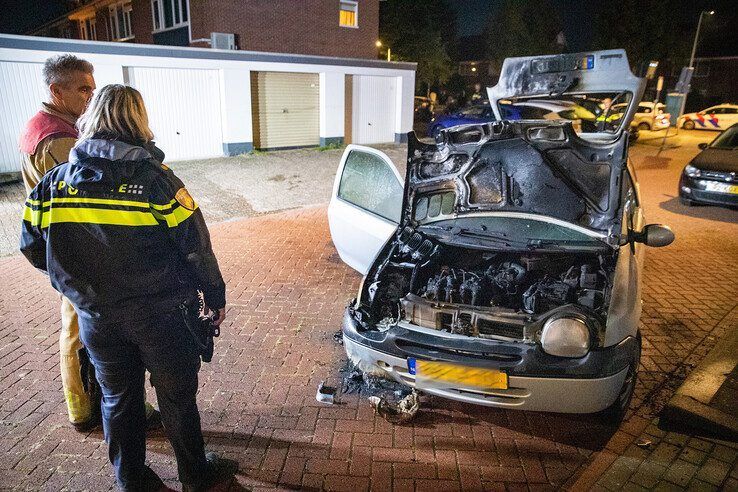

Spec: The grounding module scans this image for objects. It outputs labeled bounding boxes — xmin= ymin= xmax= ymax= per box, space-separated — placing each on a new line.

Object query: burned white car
xmin=328 ymin=50 xmax=674 ymax=419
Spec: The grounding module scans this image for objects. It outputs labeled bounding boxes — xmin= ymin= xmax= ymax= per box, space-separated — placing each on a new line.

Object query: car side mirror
xmin=698 ymin=142 xmax=708 ymax=150
xmin=632 ymin=224 xmax=675 ymax=247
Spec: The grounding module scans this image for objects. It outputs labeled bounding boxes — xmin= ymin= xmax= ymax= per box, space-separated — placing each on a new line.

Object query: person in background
xmin=20 ymin=84 xmax=237 ymax=491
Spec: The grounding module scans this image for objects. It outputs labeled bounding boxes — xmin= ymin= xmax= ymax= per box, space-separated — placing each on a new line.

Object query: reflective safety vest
xmin=20 ymin=138 xmax=225 ymax=323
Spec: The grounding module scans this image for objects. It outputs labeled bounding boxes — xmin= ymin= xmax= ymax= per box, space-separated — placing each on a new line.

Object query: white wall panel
xmin=125 ymin=67 xmax=223 ymax=161
xmin=0 ymin=61 xmax=46 ymax=174
xmin=352 ymin=75 xmax=396 ymax=144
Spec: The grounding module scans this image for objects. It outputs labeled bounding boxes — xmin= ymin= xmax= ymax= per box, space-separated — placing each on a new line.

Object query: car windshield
xmin=418 ymin=216 xmax=607 ymax=250
xmin=710 ymin=126 xmax=738 ymax=149
xmin=499 ymin=91 xmax=633 ymax=134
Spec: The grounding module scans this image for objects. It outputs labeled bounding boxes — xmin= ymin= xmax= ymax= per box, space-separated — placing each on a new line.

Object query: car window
xmin=460 ymin=106 xmax=486 ymax=117
xmin=338 ymin=150 xmax=402 ymax=222
xmin=420 ymin=216 xmax=603 ymax=247
xmin=710 ymin=125 xmax=738 ymax=149
xmin=710 ymin=108 xmax=725 ymax=114
xmin=723 ymin=108 xmax=738 ymax=114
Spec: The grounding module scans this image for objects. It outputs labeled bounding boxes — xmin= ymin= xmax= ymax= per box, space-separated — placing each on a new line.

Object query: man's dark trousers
xmin=79 ymin=305 xmax=209 ymax=490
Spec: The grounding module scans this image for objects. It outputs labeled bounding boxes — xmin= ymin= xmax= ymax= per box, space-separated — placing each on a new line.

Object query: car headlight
xmin=684 ymin=164 xmax=701 ymax=178
xmin=540 ymin=317 xmax=590 ymax=358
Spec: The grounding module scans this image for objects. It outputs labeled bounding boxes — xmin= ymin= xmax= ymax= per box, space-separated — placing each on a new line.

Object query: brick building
xmin=28 ymin=0 xmax=379 ymax=59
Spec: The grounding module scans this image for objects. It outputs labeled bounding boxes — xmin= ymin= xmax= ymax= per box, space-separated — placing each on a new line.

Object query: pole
xmin=677 ymin=11 xmax=706 ymax=122
xmin=387 ymin=48 xmax=391 ymax=62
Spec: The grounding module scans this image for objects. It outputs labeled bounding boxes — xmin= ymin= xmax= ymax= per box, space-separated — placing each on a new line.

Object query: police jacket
xmin=20 ymin=136 xmax=226 ymax=324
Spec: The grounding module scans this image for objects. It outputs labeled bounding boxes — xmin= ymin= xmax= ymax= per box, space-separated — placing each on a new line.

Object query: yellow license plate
xmin=704 ymin=182 xmax=738 ymax=194
xmin=411 ymin=358 xmax=508 ymax=390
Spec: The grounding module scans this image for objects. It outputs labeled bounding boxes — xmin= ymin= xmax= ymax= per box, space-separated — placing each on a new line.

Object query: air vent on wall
xmin=210 ymin=32 xmax=236 ymax=50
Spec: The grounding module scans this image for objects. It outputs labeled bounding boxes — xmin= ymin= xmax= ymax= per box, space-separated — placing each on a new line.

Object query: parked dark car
xmin=679 ymin=123 xmax=738 ymax=207
xmin=428 ymin=101 xmax=521 ymax=138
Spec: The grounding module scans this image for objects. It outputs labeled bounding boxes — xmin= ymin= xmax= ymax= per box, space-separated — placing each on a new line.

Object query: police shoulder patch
xmin=175 ymin=187 xmax=196 ymax=211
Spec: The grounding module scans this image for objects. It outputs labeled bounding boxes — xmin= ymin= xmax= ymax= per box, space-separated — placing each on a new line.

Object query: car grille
xmin=702 ymin=170 xmax=738 ymax=183
xmin=477 ymin=319 xmax=525 ymax=339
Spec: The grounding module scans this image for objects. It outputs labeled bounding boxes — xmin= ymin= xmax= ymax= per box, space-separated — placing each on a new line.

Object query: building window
xmin=109 ymin=1 xmax=133 ymax=41
xmin=152 ymin=0 xmax=189 ymax=32
xmin=339 ymin=1 xmax=358 ymax=28
xmin=79 ymin=16 xmax=97 ymax=40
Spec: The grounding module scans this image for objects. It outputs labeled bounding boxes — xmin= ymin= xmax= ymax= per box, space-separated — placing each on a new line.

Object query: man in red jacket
xmin=19 ymin=55 xmax=161 ymax=432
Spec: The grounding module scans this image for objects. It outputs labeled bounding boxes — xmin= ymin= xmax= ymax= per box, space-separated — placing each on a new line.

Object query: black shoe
xmin=146 ymin=409 xmax=163 ymax=431
xmin=181 ymin=452 xmax=238 ymax=492
xmin=71 ymin=412 xmax=101 ymax=433
xmin=117 ymin=465 xmax=167 ymax=492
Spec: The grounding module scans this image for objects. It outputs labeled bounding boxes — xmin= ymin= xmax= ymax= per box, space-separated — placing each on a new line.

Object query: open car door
xmin=328 ymin=145 xmax=404 ymax=274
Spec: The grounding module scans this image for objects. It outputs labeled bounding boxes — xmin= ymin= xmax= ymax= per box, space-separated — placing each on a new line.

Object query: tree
xmin=484 ymin=0 xmax=564 ymax=65
xmin=592 ymin=0 xmax=691 ymax=70
xmin=379 ymin=0 xmax=456 ymax=94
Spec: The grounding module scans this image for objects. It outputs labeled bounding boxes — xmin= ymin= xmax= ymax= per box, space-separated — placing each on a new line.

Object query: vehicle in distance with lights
xmin=327 ymin=50 xmax=675 ymax=420
xmin=679 ymin=123 xmax=738 ymax=208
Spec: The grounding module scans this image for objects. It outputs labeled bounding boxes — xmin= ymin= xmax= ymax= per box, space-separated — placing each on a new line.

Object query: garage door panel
xmin=252 ymin=72 xmax=319 ymax=149
xmin=0 ymin=62 xmax=46 ymax=174
xmin=126 ymin=67 xmax=222 ymax=161
xmin=352 ymin=75 xmax=396 ymax=145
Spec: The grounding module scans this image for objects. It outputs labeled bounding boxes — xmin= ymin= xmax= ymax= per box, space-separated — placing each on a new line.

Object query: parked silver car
xmin=328 ymin=50 xmax=674 ymax=420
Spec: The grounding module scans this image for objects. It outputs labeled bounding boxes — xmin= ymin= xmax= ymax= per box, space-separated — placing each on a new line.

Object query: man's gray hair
xmin=42 ymin=54 xmax=94 ymax=87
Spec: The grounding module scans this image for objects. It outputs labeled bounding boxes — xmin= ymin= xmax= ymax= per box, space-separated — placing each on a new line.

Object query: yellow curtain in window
xmin=340 ymin=9 xmax=356 ymax=27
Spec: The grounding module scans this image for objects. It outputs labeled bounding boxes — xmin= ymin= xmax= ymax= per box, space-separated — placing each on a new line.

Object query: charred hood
xmin=403 ymin=121 xmax=628 ymax=237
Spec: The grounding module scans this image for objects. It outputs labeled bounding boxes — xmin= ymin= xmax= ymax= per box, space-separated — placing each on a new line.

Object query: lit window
xmin=339 ymin=1 xmax=358 ymax=28
xmin=79 ymin=16 xmax=97 ymax=41
xmin=108 ymin=1 xmax=133 ymax=41
xmin=151 ymin=0 xmax=189 ymax=32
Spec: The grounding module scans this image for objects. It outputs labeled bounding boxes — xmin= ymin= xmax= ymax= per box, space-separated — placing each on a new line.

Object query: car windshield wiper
xmin=526 ymin=238 xmax=604 ymax=250
xmin=420 ymin=224 xmax=520 ymax=247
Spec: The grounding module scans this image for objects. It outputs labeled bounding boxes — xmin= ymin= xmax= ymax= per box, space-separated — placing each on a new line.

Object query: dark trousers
xmin=79 ymin=306 xmax=208 ymax=490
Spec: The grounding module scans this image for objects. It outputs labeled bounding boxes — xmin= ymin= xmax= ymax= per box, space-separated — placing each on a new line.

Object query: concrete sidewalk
xmin=662 ymin=310 xmax=738 ymax=441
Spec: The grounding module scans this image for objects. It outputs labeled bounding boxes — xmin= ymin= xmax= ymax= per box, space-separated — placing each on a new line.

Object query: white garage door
xmin=251 ymin=72 xmax=320 ymax=149
xmin=352 ymin=75 xmax=397 ymax=145
xmin=0 ymin=61 xmax=46 ymax=175
xmin=125 ymin=67 xmax=223 ymax=161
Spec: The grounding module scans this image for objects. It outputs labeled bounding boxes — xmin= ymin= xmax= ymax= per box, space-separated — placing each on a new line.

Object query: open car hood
xmin=487 ymin=49 xmax=646 ymax=137
xmin=403 ymin=119 xmax=629 ymax=246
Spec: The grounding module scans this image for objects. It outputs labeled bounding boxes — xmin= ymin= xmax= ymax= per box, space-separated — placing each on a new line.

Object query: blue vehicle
xmin=429 ymin=101 xmax=521 ymax=138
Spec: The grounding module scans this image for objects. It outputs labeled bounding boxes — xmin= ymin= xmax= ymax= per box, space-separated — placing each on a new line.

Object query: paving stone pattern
xmin=1 ymin=133 xmax=737 ymax=490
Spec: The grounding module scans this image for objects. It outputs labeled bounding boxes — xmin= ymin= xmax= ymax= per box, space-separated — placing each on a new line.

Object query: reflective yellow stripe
xmin=23 ymin=206 xmax=43 ymax=226
xmin=26 ymin=198 xmax=41 ymax=206
xmin=41 ymin=207 xmax=159 ymax=228
xmin=47 ymin=197 xmax=150 ymax=208
xmin=150 ymin=199 xmax=177 ymax=211
xmin=151 ymin=205 xmax=195 ymax=227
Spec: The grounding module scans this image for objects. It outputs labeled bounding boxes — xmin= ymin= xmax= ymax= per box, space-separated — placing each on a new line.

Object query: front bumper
xmin=342 ymin=308 xmax=637 ymax=413
xmin=680 ymin=175 xmax=738 ymax=207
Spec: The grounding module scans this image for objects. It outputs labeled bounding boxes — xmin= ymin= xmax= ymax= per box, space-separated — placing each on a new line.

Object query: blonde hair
xmin=77 ymin=84 xmax=154 ymax=144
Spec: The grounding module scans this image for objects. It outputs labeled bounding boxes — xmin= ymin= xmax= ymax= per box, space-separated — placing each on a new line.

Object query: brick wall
xmin=190 ymin=0 xmax=379 ymax=59
xmin=130 ymin=0 xmax=154 ymax=45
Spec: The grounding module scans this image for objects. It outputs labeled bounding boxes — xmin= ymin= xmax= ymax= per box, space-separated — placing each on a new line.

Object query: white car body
xmin=678 ymin=104 xmax=738 ymax=131
xmin=625 ymin=102 xmax=670 ymax=131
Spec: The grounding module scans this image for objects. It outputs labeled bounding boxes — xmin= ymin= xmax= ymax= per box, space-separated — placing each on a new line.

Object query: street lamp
xmin=677 ymin=10 xmax=714 ymax=122
xmin=375 ymin=40 xmax=391 ymax=62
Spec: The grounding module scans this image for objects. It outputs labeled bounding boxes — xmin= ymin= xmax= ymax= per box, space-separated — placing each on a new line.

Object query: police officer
xmin=20 ymin=84 xmax=236 ymax=491
xmin=19 ymin=54 xmax=160 ymax=433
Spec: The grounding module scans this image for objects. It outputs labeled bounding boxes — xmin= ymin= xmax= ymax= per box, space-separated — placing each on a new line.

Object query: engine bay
xmin=361 ymin=226 xmax=615 ymax=341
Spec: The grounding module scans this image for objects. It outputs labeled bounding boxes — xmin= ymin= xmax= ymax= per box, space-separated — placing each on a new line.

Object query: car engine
xmin=361 ymin=227 xmax=613 ymax=341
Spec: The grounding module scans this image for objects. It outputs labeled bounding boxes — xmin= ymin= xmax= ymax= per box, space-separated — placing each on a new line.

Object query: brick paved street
xmin=1 ymin=131 xmax=737 ymax=490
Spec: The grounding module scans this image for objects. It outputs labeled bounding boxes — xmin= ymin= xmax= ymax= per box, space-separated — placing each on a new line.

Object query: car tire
xmin=637 ymin=122 xmax=651 ymax=131
xmin=680 ymin=197 xmax=696 ymax=207
xmin=682 ymin=120 xmax=695 ymax=130
xmin=598 ymin=332 xmax=641 ymax=423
